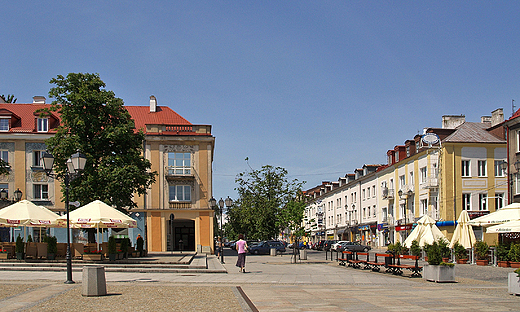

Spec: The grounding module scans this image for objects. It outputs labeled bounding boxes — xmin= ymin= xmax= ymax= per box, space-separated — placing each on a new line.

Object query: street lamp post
xmin=398 ymin=190 xmax=413 ymax=239
xmin=42 ymin=151 xmax=86 ymax=284
xmin=210 ymin=196 xmax=233 ymax=264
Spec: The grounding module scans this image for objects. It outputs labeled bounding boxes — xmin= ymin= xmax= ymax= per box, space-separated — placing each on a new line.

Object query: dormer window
xmin=0 ymin=118 xmax=9 ymax=131
xmin=37 ymin=118 xmax=48 ymax=132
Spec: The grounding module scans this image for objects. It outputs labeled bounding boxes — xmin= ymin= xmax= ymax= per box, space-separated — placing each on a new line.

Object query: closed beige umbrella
xmin=404 ymin=214 xmax=446 ymax=248
xmin=449 ymin=210 xmax=476 ymax=249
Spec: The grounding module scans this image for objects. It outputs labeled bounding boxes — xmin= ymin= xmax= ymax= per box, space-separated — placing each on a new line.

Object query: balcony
xmin=165 ymin=166 xmax=195 ymax=181
xmin=424 ymin=177 xmax=438 ymax=188
xmin=382 ymin=188 xmax=394 ymax=199
xmin=169 ymin=202 xmax=192 ymax=209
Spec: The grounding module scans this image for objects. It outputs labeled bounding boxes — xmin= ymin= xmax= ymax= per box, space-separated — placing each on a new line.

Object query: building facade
xmin=0 ymin=96 xmax=216 ymax=253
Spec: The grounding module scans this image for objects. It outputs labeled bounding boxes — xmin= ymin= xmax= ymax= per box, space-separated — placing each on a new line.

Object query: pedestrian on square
xmin=235 ymin=234 xmax=248 ymax=273
xmin=216 ymin=237 xmax=221 ymax=258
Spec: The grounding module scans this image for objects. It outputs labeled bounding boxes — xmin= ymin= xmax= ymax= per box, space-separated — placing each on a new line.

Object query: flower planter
xmin=442 ymin=257 xmax=450 ymax=263
xmin=456 ymin=259 xmax=468 ymax=264
xmin=109 ymin=253 xmax=116 ymax=261
xmin=83 ymin=253 xmax=103 ymax=261
xmin=476 ymin=259 xmax=489 ymax=266
xmin=508 ymin=273 xmax=520 ymax=295
xmin=0 ymin=253 xmax=8 ymax=260
xmin=16 ymin=252 xmax=24 ymax=260
xmin=423 ymin=264 xmax=455 ymax=283
xmin=497 ymin=261 xmax=510 ymax=268
xmin=510 ymin=262 xmax=520 ymax=268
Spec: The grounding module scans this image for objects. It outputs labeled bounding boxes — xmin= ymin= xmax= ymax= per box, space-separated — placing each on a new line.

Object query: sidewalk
xmin=0 ymin=250 xmax=518 ymax=311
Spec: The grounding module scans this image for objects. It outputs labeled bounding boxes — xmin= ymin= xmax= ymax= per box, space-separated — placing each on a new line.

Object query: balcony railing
xmin=169 ymin=202 xmax=192 ymax=209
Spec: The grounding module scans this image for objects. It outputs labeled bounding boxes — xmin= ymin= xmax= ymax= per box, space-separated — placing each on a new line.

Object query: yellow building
xmin=0 ymin=96 xmax=216 ymax=252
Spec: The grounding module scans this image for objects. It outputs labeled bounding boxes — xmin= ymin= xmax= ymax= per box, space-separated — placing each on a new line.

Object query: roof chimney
xmin=33 ymin=96 xmax=46 ymax=104
xmin=442 ymin=115 xmax=465 ymax=129
xmin=150 ymin=95 xmax=157 ymax=113
xmin=491 ymin=108 xmax=504 ymax=127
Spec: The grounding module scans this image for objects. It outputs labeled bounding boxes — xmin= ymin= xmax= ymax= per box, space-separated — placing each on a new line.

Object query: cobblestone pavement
xmin=0 ymin=249 xmax=519 ymax=311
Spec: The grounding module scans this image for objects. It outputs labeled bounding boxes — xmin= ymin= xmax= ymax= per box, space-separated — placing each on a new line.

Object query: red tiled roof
xmin=0 ymin=103 xmax=197 ymax=135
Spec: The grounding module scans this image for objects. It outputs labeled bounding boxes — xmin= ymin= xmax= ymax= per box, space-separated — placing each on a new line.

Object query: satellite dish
xmin=422 ymin=133 xmax=440 ymax=146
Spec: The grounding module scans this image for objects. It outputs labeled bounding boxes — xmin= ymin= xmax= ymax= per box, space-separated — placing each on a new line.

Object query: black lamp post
xmin=398 ymin=190 xmax=413 ymax=239
xmin=42 ymin=151 xmax=86 ymax=284
xmin=210 ymin=196 xmax=233 ymax=264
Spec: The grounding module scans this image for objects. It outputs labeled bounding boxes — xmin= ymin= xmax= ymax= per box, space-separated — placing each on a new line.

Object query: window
xmin=517 ymin=130 xmax=520 ymax=152
xmin=0 ymin=150 xmax=8 ymax=164
xmin=495 ymin=193 xmax=504 ymax=210
xmin=168 ymin=152 xmax=191 ymax=175
xmin=462 ymin=160 xmax=470 ymax=177
xmin=367 ymin=188 xmax=370 ymax=198
xmin=477 ymin=160 xmax=487 ymax=177
xmin=516 ymin=174 xmax=520 ymax=195
xmin=409 ymin=172 xmax=414 ymax=186
xmin=406 ymin=146 xmax=410 ymax=158
xmin=395 ymin=152 xmax=399 ymax=162
xmin=37 ymin=118 xmax=49 ymax=132
xmin=420 ymin=199 xmax=428 ymax=215
xmin=420 ymin=167 xmax=427 ymax=184
xmin=399 ymin=175 xmax=405 ymax=189
xmin=362 ymin=189 xmax=366 ymax=200
xmin=363 ymin=207 xmax=366 ymax=218
xmin=0 ymin=119 xmax=8 ymax=131
xmin=495 ymin=160 xmax=506 ymax=177
xmin=33 ymin=151 xmax=43 ymax=167
xmin=34 ymin=184 xmax=49 ymax=199
xmin=462 ymin=193 xmax=471 ymax=210
xmin=373 ymin=205 xmax=376 ymax=217
xmin=479 ymin=193 xmax=487 ymax=211
xmin=0 ymin=183 xmax=7 ymax=198
xmin=169 ymin=185 xmax=191 ymax=201
xmin=372 ymin=186 xmax=376 ymax=198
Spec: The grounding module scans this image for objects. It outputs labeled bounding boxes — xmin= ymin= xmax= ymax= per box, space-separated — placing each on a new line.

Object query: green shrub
xmin=27 ymin=235 xmax=33 ymax=243
xmin=453 ymin=242 xmax=468 ymax=260
xmin=108 ymin=236 xmax=117 ymax=254
xmin=509 ymin=243 xmax=520 ymax=262
xmin=425 ymin=242 xmax=442 ymax=265
xmin=15 ymin=235 xmax=24 ymax=253
xmin=47 ymin=236 xmax=57 ymax=254
xmin=474 ymin=241 xmax=489 ymax=260
xmin=496 ymin=241 xmax=510 ymax=261
xmin=410 ymin=240 xmax=422 ymax=257
xmin=438 ymin=238 xmax=450 ymax=258
xmin=120 ymin=237 xmax=129 ymax=254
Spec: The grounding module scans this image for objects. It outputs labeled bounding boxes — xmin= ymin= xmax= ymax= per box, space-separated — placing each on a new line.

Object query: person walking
xmin=235 ymin=234 xmax=248 ymax=273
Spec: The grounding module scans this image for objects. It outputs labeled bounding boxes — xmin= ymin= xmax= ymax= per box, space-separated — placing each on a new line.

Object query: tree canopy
xmin=43 ymin=73 xmax=156 ymax=212
xmin=0 ymin=94 xmax=17 ymax=103
xmin=226 ymin=161 xmax=305 ymax=240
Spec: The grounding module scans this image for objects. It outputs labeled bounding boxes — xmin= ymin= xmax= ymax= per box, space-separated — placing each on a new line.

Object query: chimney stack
xmin=150 ymin=95 xmax=157 ymax=113
xmin=33 ymin=96 xmax=46 ymax=104
xmin=442 ymin=115 xmax=465 ymax=129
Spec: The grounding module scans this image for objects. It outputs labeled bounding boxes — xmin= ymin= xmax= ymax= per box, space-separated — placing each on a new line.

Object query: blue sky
xmin=2 ymin=1 xmax=520 ymax=202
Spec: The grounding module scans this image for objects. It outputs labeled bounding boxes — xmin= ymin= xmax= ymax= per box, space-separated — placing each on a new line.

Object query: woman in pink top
xmin=235 ymin=234 xmax=248 ymax=273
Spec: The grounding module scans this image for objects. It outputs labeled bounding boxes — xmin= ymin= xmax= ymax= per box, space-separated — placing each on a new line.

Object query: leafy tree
xmin=43 ymin=73 xmax=156 ymax=212
xmin=0 ymin=159 xmax=9 ymax=176
xmin=227 ymin=161 xmax=304 ymax=240
xmin=0 ymin=94 xmax=17 ymax=103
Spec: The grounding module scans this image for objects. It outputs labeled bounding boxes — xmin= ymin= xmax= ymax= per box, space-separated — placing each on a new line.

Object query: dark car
xmin=323 ymin=240 xmax=339 ymax=251
xmin=315 ymin=240 xmax=325 ymax=251
xmin=249 ymin=241 xmax=286 ymax=255
xmin=337 ymin=241 xmax=371 ymax=252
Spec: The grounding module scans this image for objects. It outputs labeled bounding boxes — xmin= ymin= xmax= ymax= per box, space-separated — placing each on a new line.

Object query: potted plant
xmin=27 ymin=235 xmax=33 ymax=243
xmin=83 ymin=249 xmax=103 ymax=261
xmin=0 ymin=248 xmax=8 ymax=260
xmin=474 ymin=241 xmax=489 ymax=265
xmin=496 ymin=241 xmax=510 ymax=267
xmin=410 ymin=240 xmax=422 ymax=258
xmin=120 ymin=237 xmax=129 ymax=259
xmin=15 ymin=235 xmax=24 ymax=260
xmin=508 ymin=268 xmax=520 ymax=295
xmin=453 ymin=242 xmax=468 ymax=264
xmin=438 ymin=238 xmax=451 ymax=262
xmin=508 ymin=243 xmax=520 ymax=268
xmin=46 ymin=236 xmax=57 ymax=260
xmin=136 ymin=235 xmax=144 ymax=257
xmin=423 ymin=242 xmax=455 ymax=283
xmin=108 ymin=235 xmax=117 ymax=261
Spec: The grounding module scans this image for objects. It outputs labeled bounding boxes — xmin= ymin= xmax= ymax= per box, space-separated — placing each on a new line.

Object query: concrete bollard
xmin=270 ymin=248 xmax=277 ymax=256
xmin=82 ymin=265 xmax=107 ymax=297
xmin=300 ymin=249 xmax=307 ymax=260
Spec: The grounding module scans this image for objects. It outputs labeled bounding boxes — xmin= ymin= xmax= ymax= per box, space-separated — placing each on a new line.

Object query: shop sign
xmin=377 ymin=223 xmax=388 ymax=231
xmin=395 ymin=224 xmax=412 ymax=231
xmin=358 ymin=225 xmax=370 ymax=231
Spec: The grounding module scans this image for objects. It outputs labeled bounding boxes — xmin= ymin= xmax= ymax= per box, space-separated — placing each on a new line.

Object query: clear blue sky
xmin=2 ymin=1 xmax=520 ymax=202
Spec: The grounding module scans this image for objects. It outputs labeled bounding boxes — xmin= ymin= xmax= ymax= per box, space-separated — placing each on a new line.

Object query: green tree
xmin=227 ymin=161 xmax=304 ymax=240
xmin=0 ymin=94 xmax=17 ymax=103
xmin=43 ymin=73 xmax=156 ymax=212
xmin=0 ymin=159 xmax=9 ymax=176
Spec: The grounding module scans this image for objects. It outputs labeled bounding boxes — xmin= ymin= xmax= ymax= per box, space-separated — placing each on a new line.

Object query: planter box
xmin=456 ymin=259 xmax=468 ymax=264
xmin=476 ymin=259 xmax=489 ymax=266
xmin=0 ymin=253 xmax=7 ymax=260
xmin=508 ymin=273 xmax=520 ymax=295
xmin=498 ymin=261 xmax=510 ymax=268
xmin=83 ymin=253 xmax=103 ymax=261
xmin=423 ymin=264 xmax=455 ymax=283
xmin=510 ymin=262 xmax=520 ymax=268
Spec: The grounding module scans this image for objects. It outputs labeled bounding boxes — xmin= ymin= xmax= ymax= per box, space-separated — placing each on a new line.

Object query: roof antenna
xmin=513 ymin=99 xmax=516 ymax=117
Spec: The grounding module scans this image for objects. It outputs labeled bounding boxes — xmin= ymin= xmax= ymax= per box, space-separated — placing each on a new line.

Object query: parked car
xmin=331 ymin=241 xmax=350 ymax=251
xmin=323 ymin=240 xmax=339 ymax=251
xmin=248 ymin=241 xmax=286 ymax=255
xmin=315 ymin=240 xmax=325 ymax=251
xmin=337 ymin=241 xmax=371 ymax=252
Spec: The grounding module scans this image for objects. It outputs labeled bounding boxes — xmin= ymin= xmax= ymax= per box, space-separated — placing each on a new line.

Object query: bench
xmin=388 ymin=255 xmax=422 ymax=277
xmin=348 ymin=252 xmax=369 ymax=269
xmin=366 ymin=253 xmax=393 ymax=272
xmin=339 ymin=251 xmax=353 ymax=266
